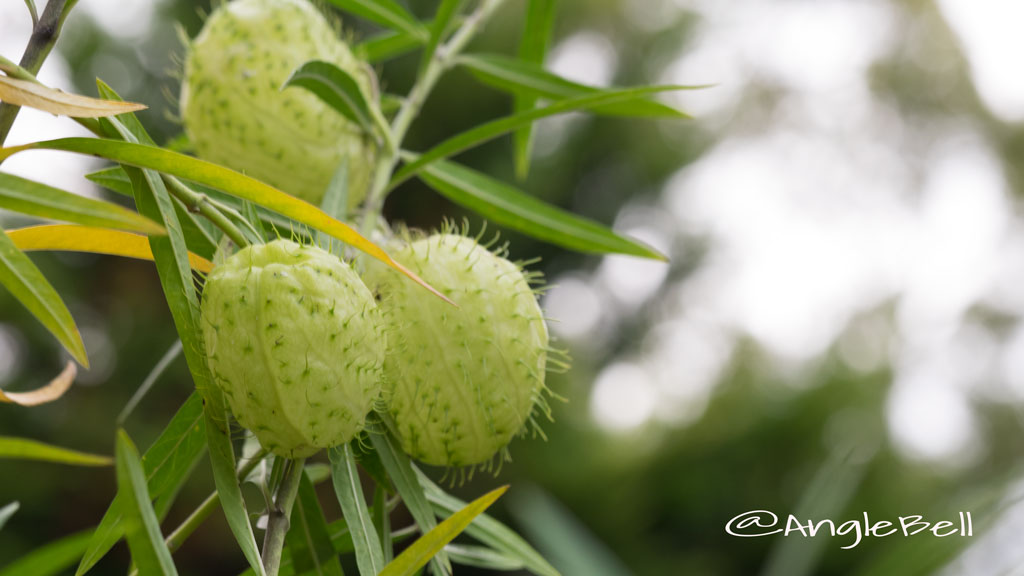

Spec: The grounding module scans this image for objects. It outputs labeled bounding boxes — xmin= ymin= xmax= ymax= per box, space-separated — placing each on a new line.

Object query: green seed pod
xmin=201 ymin=239 xmax=385 ymax=458
xmin=181 ymin=0 xmax=376 ymax=207
xmin=366 ymin=233 xmax=550 ymax=468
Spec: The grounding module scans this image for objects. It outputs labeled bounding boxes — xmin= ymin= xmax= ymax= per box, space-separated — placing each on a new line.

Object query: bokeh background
xmin=3 ymin=0 xmax=1024 ymax=574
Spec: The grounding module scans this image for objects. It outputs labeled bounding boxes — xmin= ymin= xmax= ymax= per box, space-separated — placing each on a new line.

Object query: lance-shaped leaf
xmin=324 ymin=0 xmax=427 ymax=39
xmin=0 ymin=435 xmax=111 ymax=466
xmin=88 ymin=83 xmax=267 ymax=574
xmin=0 ymin=138 xmax=452 ymax=305
xmin=0 ymin=529 xmax=92 ymax=576
xmin=115 ymin=430 xmax=178 ymax=576
xmin=446 ymin=543 xmax=526 ymax=571
xmin=389 ymin=85 xmax=695 ymax=189
xmin=419 ymin=0 xmax=464 ymax=77
xmin=378 ymin=486 xmax=508 ymax=576
xmin=417 ymin=469 xmax=560 ymax=576
xmin=286 ymin=472 xmax=344 ymax=576
xmin=329 ymin=444 xmax=385 ymax=576
xmin=77 ymin=394 xmax=207 ymax=575
xmin=0 ymin=361 xmax=76 ymax=406
xmin=283 ymin=60 xmax=376 ymax=135
xmin=369 ymin=429 xmax=451 ymax=575
xmin=460 ymin=53 xmax=693 ymax=119
xmin=356 ymin=26 xmax=427 ymax=62
xmin=513 ymin=0 xmax=558 ymax=179
xmin=8 ymin=225 xmax=213 ymax=273
xmin=0 ymin=227 xmax=87 ymax=366
xmin=0 ymin=76 xmax=146 ymax=118
xmin=0 ymin=172 xmax=163 ymax=234
xmin=414 ymin=157 xmax=666 ymax=260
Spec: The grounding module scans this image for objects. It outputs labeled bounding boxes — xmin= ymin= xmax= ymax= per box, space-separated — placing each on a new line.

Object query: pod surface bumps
xmin=201 ymin=239 xmax=385 ymax=457
xmin=181 ymin=0 xmax=376 ymax=207
xmin=368 ymin=234 xmax=549 ymax=467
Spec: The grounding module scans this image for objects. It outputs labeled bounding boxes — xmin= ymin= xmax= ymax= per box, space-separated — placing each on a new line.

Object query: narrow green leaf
xmin=445 ymin=543 xmax=525 ymax=571
xmin=95 ymin=79 xmax=156 ymax=145
xmin=349 ymin=434 xmax=390 ymax=489
xmin=415 ymin=158 xmax=666 ymax=260
xmin=419 ymin=0 xmax=464 ymax=77
xmin=0 ymin=436 xmax=110 ymax=466
xmin=320 ymin=160 xmax=350 ymax=221
xmin=324 ymin=0 xmax=427 ymax=39
xmin=1 ymin=138 xmax=452 ymax=304
xmin=0 ymin=228 xmax=87 ymax=366
xmin=0 ymin=529 xmax=92 ymax=576
xmin=329 ymin=444 xmax=384 ymax=576
xmin=283 ymin=61 xmax=375 ymax=135
xmin=96 ymin=78 xmax=221 ymax=263
xmin=0 ymin=172 xmax=163 ymax=234
xmin=514 ymin=0 xmax=558 ymax=179
xmin=369 ymin=430 xmax=451 ymax=575
xmin=460 ymin=53 xmax=691 ymax=118
xmin=115 ymin=430 xmax=178 ymax=576
xmin=240 ymin=201 xmax=267 ymax=243
xmin=373 ymin=484 xmax=393 ymax=563
xmin=286 ymin=472 xmax=344 ymax=576
xmin=86 ymin=88 xmax=267 ymax=574
xmin=318 ymin=160 xmax=349 ymax=254
xmin=355 ymin=27 xmax=426 ymax=63
xmin=86 ymin=166 xmax=134 ymax=196
xmin=77 ymin=394 xmax=207 ymax=575
xmin=23 ymin=0 xmax=38 ymax=24
xmin=417 ymin=469 xmax=560 ymax=576
xmin=206 ymin=403 xmax=267 ymax=576
xmin=0 ymin=501 xmax=18 ymax=531
xmin=378 ymin=486 xmax=508 ymax=576
xmin=389 ymin=85 xmax=694 ymax=189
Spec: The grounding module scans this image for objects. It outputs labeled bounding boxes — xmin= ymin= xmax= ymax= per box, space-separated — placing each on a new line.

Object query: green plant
xmin=0 ymin=0 xmax=691 ymax=574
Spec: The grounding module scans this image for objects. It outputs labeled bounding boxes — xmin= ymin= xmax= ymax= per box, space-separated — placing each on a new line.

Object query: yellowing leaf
xmin=0 ymin=361 xmax=75 ymax=406
xmin=379 ymin=486 xmax=508 ymax=576
xmin=7 ymin=225 xmax=213 ymax=273
xmin=0 ymin=138 xmax=454 ymax=306
xmin=0 ymin=76 xmax=147 ymax=118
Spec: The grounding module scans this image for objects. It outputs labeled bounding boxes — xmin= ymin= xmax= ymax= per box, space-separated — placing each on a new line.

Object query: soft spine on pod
xmin=367 ymin=231 xmax=556 ymax=469
xmin=200 ymin=239 xmax=385 ymax=458
xmin=180 ymin=0 xmax=377 ymax=207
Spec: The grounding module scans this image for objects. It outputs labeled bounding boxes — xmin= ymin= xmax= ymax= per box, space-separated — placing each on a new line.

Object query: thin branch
xmin=0 ymin=0 xmax=80 ymax=145
xmin=262 ymin=457 xmax=306 ymax=576
xmin=162 ymin=175 xmax=251 ymax=249
xmin=360 ymin=0 xmax=507 ymax=237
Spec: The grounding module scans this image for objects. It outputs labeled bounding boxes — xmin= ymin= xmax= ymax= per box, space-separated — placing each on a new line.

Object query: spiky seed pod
xmin=181 ymin=0 xmax=377 ymax=207
xmin=366 ymin=233 xmax=550 ymax=468
xmin=201 ymin=239 xmax=385 ymax=458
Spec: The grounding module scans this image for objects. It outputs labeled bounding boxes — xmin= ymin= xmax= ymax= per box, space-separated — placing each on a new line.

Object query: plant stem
xmin=360 ymin=0 xmax=506 ymax=237
xmin=262 ymin=457 xmax=306 ymax=576
xmin=125 ymin=448 xmax=270 ymax=576
xmin=0 ymin=0 xmax=79 ymax=145
xmin=162 ymin=175 xmax=251 ymax=248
